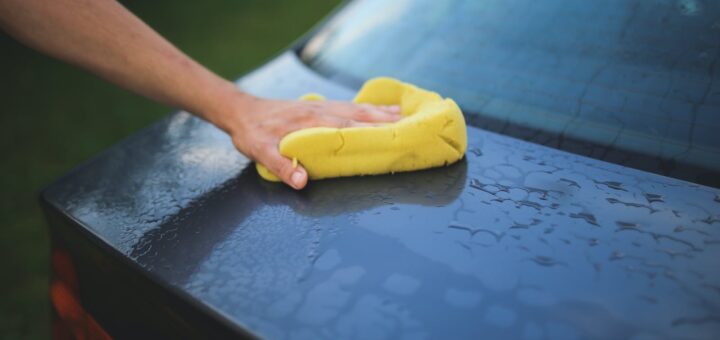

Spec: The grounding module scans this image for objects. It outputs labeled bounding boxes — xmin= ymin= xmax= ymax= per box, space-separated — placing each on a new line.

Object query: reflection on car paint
xmin=43 ymin=53 xmax=720 ymax=339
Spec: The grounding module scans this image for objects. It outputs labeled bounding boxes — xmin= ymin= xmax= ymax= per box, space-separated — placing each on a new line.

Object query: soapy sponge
xmin=256 ymin=77 xmax=467 ymax=182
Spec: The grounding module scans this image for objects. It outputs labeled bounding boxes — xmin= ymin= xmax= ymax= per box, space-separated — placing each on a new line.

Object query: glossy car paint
xmin=42 ymin=52 xmax=720 ymax=339
xmin=302 ymin=0 xmax=720 ymax=188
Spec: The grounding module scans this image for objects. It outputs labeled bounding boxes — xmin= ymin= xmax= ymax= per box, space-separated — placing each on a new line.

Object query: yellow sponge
xmin=256 ymin=77 xmax=467 ymax=182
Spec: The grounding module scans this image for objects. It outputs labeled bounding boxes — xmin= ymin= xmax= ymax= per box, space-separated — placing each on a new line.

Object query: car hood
xmin=43 ymin=52 xmax=720 ymax=339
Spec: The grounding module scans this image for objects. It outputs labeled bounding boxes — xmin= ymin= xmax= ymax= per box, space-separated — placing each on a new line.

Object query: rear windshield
xmin=302 ymin=0 xmax=720 ymax=187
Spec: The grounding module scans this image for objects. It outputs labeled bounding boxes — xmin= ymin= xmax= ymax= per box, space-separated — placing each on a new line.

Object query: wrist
xmin=202 ymin=84 xmax=261 ymax=137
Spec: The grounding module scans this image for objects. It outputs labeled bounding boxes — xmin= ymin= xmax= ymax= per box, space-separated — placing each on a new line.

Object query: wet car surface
xmin=303 ymin=0 xmax=720 ymax=188
xmin=43 ymin=51 xmax=720 ymax=339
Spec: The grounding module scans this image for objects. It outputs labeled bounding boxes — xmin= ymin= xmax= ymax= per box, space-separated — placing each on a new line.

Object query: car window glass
xmin=302 ymin=0 xmax=720 ymax=187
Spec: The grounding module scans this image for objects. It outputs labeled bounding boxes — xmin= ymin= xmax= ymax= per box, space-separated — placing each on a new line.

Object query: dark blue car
xmin=42 ymin=0 xmax=720 ymax=338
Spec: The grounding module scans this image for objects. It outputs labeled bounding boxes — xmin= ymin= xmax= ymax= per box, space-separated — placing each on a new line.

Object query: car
xmin=42 ymin=0 xmax=720 ymax=338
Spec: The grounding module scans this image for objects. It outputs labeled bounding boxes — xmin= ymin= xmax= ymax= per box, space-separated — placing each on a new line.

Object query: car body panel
xmin=301 ymin=0 xmax=720 ymax=188
xmin=43 ymin=52 xmax=720 ymax=339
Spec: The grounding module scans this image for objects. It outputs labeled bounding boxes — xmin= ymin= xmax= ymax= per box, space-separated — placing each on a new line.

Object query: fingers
xmin=229 ymin=99 xmax=404 ymax=190
xmin=378 ymin=105 xmax=401 ymax=115
xmin=256 ymin=144 xmax=308 ymax=190
xmin=320 ymin=102 xmax=401 ymax=123
xmin=352 ymin=104 xmax=402 ymax=123
xmin=281 ymin=114 xmax=377 ymax=135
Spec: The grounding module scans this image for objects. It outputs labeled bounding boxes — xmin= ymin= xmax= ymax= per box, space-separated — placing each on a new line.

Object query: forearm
xmin=0 ymin=0 xmax=245 ymax=127
xmin=0 ymin=0 xmax=402 ymax=189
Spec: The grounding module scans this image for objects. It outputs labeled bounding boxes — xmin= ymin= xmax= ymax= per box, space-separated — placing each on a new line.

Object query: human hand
xmin=213 ymin=93 xmax=401 ymax=190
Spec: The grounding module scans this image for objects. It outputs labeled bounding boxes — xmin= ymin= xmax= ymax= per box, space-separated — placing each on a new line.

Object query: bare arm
xmin=0 ymin=0 xmax=399 ymax=189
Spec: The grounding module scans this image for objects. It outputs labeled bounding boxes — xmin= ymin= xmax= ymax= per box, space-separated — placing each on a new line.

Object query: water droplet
xmin=569 ymin=212 xmax=598 ymax=226
xmin=609 ymin=251 xmax=626 ymax=261
xmin=559 ymin=178 xmax=581 ymax=188
xmin=644 ymin=193 xmax=664 ymax=204
xmin=677 ymin=0 xmax=702 ymax=16
xmin=615 ymin=221 xmax=638 ymax=230
xmin=531 ymin=255 xmax=565 ymax=267
xmin=593 ymin=180 xmax=626 ymax=191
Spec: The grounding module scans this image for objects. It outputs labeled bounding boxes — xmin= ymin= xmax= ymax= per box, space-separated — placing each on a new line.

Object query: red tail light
xmin=50 ymin=249 xmax=112 ymax=340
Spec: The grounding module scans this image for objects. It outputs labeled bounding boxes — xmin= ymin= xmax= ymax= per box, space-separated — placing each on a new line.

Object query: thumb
xmin=257 ymin=147 xmax=308 ymax=190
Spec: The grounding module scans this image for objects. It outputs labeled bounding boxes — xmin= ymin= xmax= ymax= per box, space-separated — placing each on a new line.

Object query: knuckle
xmin=277 ymin=159 xmax=295 ymax=178
xmin=341 ymin=119 xmax=354 ymax=128
xmin=353 ymin=110 xmax=369 ymax=120
xmin=261 ymin=142 xmax=278 ymax=154
xmin=271 ymin=126 xmax=289 ymax=137
xmin=303 ymin=107 xmax=319 ymax=117
xmin=356 ymin=108 xmax=378 ymax=120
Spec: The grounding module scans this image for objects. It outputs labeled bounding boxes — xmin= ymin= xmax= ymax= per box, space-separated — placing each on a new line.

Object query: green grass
xmin=0 ymin=1 xmax=339 ymax=338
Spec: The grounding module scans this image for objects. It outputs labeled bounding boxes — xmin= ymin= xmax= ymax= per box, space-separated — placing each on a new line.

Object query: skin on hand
xmin=0 ymin=0 xmax=400 ymax=190
xmin=214 ymin=93 xmax=401 ymax=190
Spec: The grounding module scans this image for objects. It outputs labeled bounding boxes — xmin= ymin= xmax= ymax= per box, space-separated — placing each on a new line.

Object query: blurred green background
xmin=0 ymin=1 xmax=339 ymax=338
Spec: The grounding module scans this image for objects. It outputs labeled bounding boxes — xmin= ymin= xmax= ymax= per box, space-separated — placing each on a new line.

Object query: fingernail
xmin=291 ymin=171 xmax=304 ymax=188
